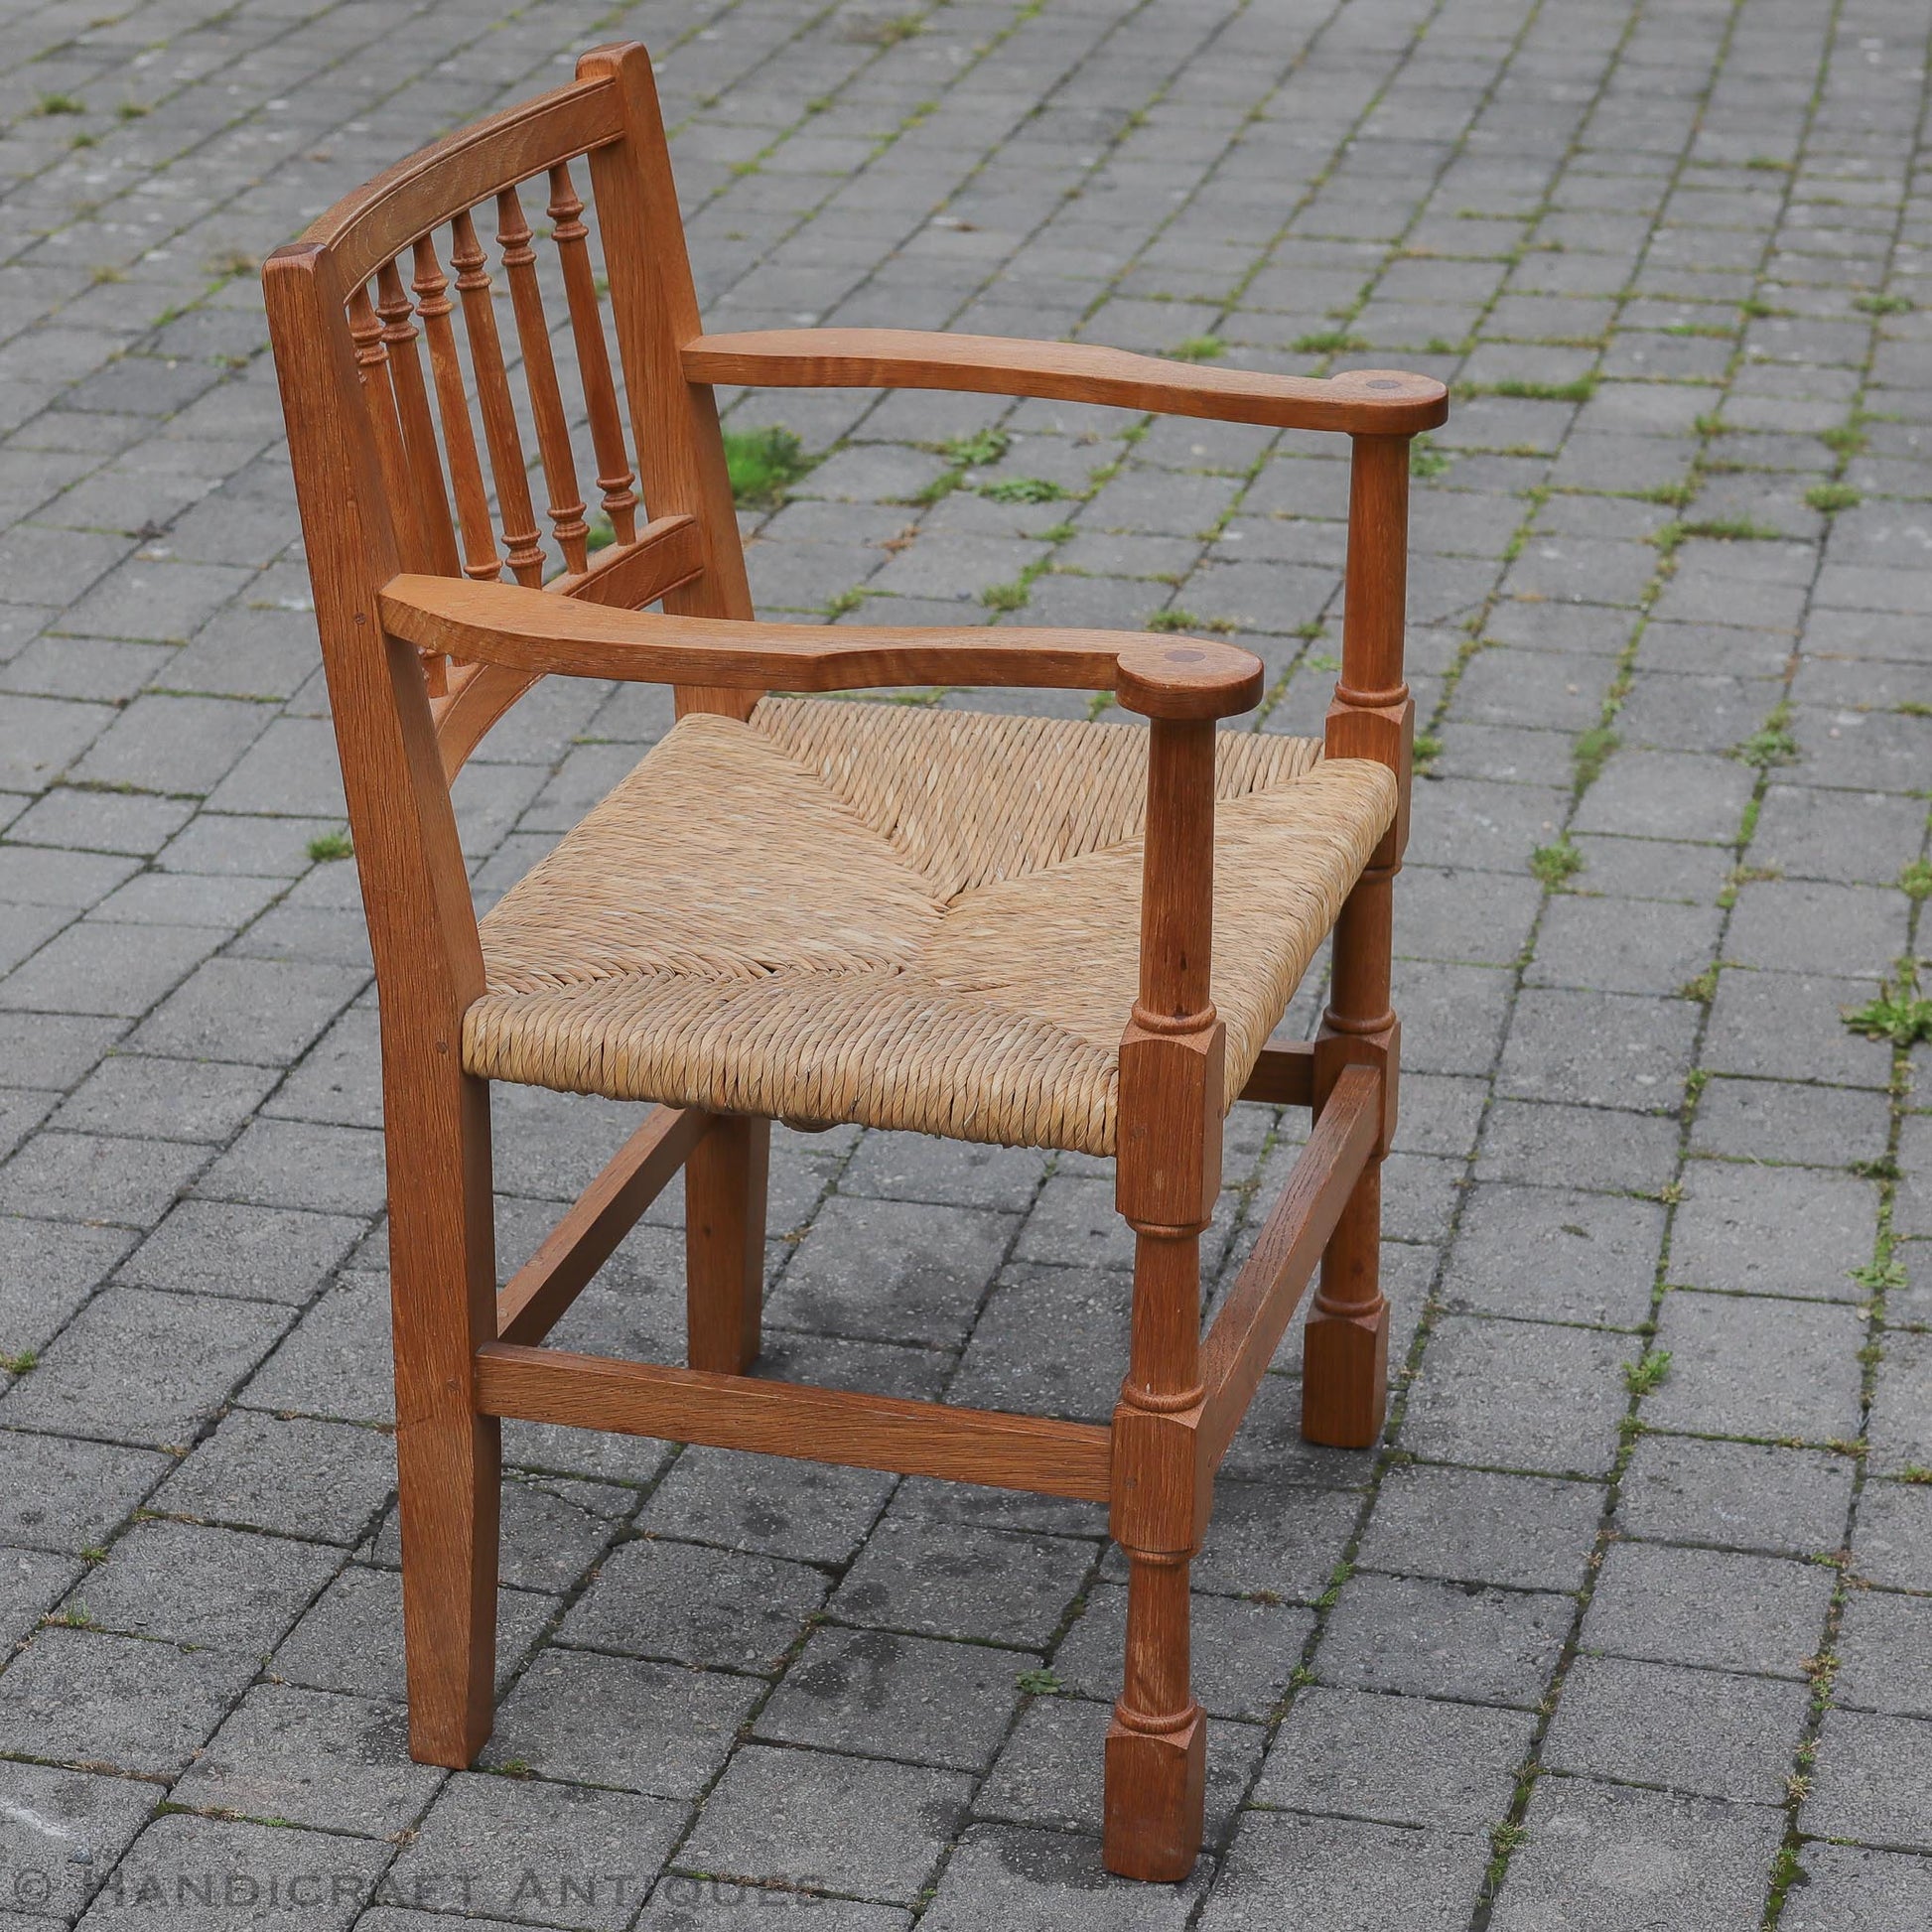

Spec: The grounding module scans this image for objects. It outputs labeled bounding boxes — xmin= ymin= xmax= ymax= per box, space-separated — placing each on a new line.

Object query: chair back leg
xmin=685 ymin=1113 xmax=770 ymax=1374
xmin=391 ymin=1064 xmax=502 ymax=1765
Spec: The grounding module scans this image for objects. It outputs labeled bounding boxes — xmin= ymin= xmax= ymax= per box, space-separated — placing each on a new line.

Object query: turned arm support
xmin=378 ymin=574 xmax=1263 ymax=720
xmin=682 ymin=329 xmax=1449 ymax=437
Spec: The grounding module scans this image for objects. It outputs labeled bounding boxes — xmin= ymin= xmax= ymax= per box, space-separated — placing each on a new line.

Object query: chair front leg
xmin=389 ymin=1059 xmax=501 ymax=1766
xmin=1107 ymin=1220 xmax=1211 ymax=1880
xmin=1302 ymin=866 xmax=1396 ymax=1448
xmin=1104 ymin=711 xmax=1220 ymax=1880
xmin=685 ymin=1113 xmax=769 ymax=1374
xmin=1304 ymin=429 xmax=1410 ymax=1449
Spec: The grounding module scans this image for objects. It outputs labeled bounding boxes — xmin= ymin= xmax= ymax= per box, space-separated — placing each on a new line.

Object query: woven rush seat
xmin=466 ymin=697 xmax=1398 ymax=1155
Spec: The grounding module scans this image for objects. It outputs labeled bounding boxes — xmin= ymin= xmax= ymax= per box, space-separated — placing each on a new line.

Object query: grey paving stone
xmin=1573 ymin=749 xmax=1755 ymax=843
xmin=559 ymin=1535 xmax=828 ymax=1673
xmin=120 ymin=1198 xmax=364 ymax=1305
xmin=756 ymin=1624 xmax=1032 ymax=1770
xmin=976 ymin=1696 xmax=1264 ymax=1850
xmin=832 ymin=1516 xmax=1095 ymax=1646
xmin=51 ymin=1052 xmax=276 ymax=1143
xmin=193 ymin=1116 xmax=385 ymax=1215
xmin=1728 ymin=879 xmax=1908 ymax=980
xmin=1542 ymin=1655 xmax=1809 ymax=1803
xmin=150 ymin=1410 xmax=393 ymax=1544
xmin=1581 ymin=1540 xmax=1834 ymax=1678
xmin=0 ymin=1214 xmax=130 ymax=1357
xmin=768 ymin=1194 xmax=1016 ymax=1349
xmin=1751 ymin=784 xmax=1928 ymax=886
xmin=1784 ymin=1843 xmax=1932 ymax=1932
xmin=68 ymin=1517 xmax=337 ymax=1653
xmin=0 ymin=1626 xmax=256 ymax=1777
xmin=1053 ymin=1583 xmax=1314 ymax=1723
xmin=1210 ymin=1372 xmax=1383 ymax=1490
xmin=1316 ymin=1572 xmax=1574 ymax=1709
xmin=1445 ymin=1183 xmax=1665 ymax=1327
xmin=1475 ymin=1100 xmax=1684 ymax=1193
xmin=386 ymin=1772 xmax=685 ymax=1931
xmin=636 ymin=1890 xmax=910 ymax=1932
xmin=128 ymin=956 xmax=364 ymax=1065
xmin=1255 ymin=1687 xmax=1535 ymax=1828
xmin=637 ymin=1449 xmax=894 ymax=1566
xmin=0 ymin=1126 xmax=208 ymax=1225
xmin=1527 ymin=894 xmax=1725 ymax=997
xmin=1704 ymin=969 xmax=1895 ymax=1088
xmin=1197 ymin=1811 xmax=1489 ymax=1932
xmin=2 ymin=1284 xmax=290 ymax=1449
xmin=1357 ymin=1462 xmax=1606 ymax=1592
xmin=484 ymin=1647 xmax=759 ymax=1799
xmin=1489 ymin=1776 xmax=1785 ymax=1932
xmin=1170 ymin=1480 xmax=1362 ymax=1605
xmin=366 ymin=1471 xmax=628 ymax=1595
xmin=1498 ymin=988 xmax=1702 ymax=1113
xmin=358 ymin=1915 xmax=545 ymax=1932
xmin=1802 ymin=1709 xmax=1932 ymax=1851
xmin=0 ymin=1758 xmax=157 ymax=1921
xmin=947 ymin=1262 xmax=1130 ymax=1423
xmin=74 ymin=1811 xmax=387 ymax=1931
xmin=1867 ymin=1329 xmax=1932 ymax=1478
xmin=1564 ymin=832 xmax=1732 ymax=904
xmin=1835 ymin=1588 xmax=1932 ymax=1719
xmin=1402 ymin=1315 xmax=1631 ymax=1476
xmin=1856 ymin=1481 xmax=1932 ymax=1591
xmin=678 ymin=1742 xmax=970 ymax=1905
xmin=1646 ymin=1291 xmax=1865 ymax=1442
xmin=1669 ymin=1162 xmax=1875 ymax=1300
xmin=171 ymin=1682 xmax=442 ymax=1836
xmin=841 ymin=1130 xmax=1048 ymax=1209
xmin=271 ymin=1563 xmax=552 ymax=1704
xmin=1393 ymin=960 xmax=1517 ymax=1077
xmin=1013 ymin=1173 xmax=1137 ymax=1272
xmin=920 ymin=1823 xmax=1210 ymax=1931
xmin=1690 ymin=1076 xmax=1893 ymax=1172
xmin=1617 ymin=1435 xmax=1856 ymax=1557
xmin=69 ymin=693 xmax=269 ymax=795
xmin=240 ymin=1269 xmax=391 ymax=1425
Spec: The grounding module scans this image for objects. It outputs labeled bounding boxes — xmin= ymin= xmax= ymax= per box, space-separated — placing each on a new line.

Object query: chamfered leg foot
xmin=1301 ymin=1296 xmax=1390 ymax=1448
xmin=396 ymin=1409 xmax=501 ymax=1768
xmin=1103 ymin=1709 xmax=1206 ymax=1881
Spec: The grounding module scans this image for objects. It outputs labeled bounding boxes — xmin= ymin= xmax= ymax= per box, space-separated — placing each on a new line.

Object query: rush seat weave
xmin=465 ymin=698 xmax=1398 ymax=1155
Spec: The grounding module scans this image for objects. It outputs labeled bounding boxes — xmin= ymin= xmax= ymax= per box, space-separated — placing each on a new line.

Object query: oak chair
xmin=262 ymin=42 xmax=1445 ymax=1883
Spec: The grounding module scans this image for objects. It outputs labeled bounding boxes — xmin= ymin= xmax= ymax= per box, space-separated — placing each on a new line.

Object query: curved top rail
xmin=288 ymin=71 xmax=624 ymax=288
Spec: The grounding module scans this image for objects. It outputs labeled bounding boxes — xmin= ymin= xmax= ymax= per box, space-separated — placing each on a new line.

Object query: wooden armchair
xmin=262 ymin=41 xmax=1445 ymax=1882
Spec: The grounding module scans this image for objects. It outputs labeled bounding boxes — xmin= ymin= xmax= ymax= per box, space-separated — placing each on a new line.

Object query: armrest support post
xmin=1337 ymin=434 xmax=1413 ymax=713
xmin=1304 ymin=431 xmax=1416 ymax=1448
xmin=1320 ymin=431 xmax=1412 ymax=1151
xmin=1135 ymin=717 xmax=1216 ymax=1033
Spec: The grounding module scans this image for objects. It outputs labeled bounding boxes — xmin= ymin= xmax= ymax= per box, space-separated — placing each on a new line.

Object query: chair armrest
xmin=681 ymin=329 xmax=1448 ymax=437
xmin=378 ymin=575 xmax=1264 ymax=721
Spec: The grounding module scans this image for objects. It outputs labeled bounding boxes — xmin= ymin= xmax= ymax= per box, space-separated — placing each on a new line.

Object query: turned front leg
xmin=1304 ymin=430 xmax=1411 ymax=1449
xmin=1303 ymin=869 xmax=1396 ymax=1447
xmin=1107 ymin=1224 xmax=1211 ymax=1880
xmin=1105 ymin=711 xmax=1220 ymax=1881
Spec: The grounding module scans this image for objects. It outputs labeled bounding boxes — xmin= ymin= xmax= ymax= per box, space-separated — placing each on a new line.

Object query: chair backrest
xmin=264 ymin=41 xmax=749 ymax=1022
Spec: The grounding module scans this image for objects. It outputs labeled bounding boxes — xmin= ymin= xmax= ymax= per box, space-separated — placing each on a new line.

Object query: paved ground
xmin=0 ymin=0 xmax=1929 ymax=1924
